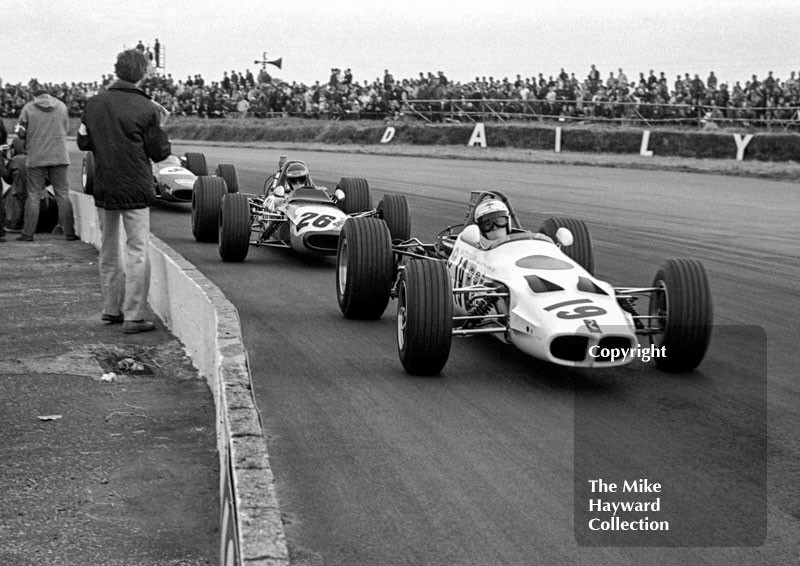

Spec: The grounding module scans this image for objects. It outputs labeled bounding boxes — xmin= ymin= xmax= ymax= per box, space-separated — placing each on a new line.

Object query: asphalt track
xmin=72 ymin=145 xmax=799 ymax=565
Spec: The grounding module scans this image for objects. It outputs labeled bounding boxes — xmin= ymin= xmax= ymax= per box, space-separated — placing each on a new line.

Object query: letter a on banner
xmin=733 ymin=133 xmax=754 ymax=161
xmin=640 ymin=130 xmax=654 ymax=157
xmin=467 ymin=123 xmax=487 ymax=147
xmin=380 ymin=126 xmax=396 ymax=144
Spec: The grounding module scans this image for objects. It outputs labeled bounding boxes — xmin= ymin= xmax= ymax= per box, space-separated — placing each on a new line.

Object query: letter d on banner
xmin=380 ymin=126 xmax=396 ymax=144
xmin=640 ymin=130 xmax=654 ymax=157
xmin=467 ymin=123 xmax=487 ymax=147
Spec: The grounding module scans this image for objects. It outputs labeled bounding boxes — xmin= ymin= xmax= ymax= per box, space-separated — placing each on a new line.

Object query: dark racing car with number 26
xmin=190 ymin=154 xmax=413 ymax=263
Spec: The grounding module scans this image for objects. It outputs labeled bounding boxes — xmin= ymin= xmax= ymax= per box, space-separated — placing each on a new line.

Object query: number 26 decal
xmin=297 ymin=212 xmax=336 ymax=230
xmin=544 ymin=298 xmax=607 ymax=319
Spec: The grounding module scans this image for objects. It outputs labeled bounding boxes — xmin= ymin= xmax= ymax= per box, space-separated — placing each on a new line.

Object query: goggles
xmin=478 ymin=214 xmax=509 ymax=232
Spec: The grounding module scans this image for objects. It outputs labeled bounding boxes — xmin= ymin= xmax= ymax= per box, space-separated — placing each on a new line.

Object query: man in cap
xmin=77 ymin=49 xmax=171 ymax=334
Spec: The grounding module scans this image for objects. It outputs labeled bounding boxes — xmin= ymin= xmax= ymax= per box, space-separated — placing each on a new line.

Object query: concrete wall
xmin=69 ymin=192 xmax=289 ymax=566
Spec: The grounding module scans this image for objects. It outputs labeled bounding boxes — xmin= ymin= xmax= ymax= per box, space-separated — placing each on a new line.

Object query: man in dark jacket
xmin=77 ymin=49 xmax=171 ymax=334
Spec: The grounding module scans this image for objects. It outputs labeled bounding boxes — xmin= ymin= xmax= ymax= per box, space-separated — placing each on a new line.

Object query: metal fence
xmin=394 ymin=98 xmax=800 ymax=131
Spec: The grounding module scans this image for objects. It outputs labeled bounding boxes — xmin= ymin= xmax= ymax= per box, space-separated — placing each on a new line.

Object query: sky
xmin=3 ymin=0 xmax=799 ymax=89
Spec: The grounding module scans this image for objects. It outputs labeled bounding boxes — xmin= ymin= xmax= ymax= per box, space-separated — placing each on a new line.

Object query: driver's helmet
xmin=474 ymin=199 xmax=510 ymax=241
xmin=285 ymin=162 xmax=309 ymax=190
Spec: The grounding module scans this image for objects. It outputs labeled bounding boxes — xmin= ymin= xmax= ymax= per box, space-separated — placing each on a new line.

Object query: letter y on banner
xmin=733 ymin=133 xmax=754 ymax=161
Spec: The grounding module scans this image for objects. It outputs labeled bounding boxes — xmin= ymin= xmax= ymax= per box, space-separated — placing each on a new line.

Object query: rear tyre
xmin=397 ymin=259 xmax=453 ymax=375
xmin=649 ymin=259 xmax=713 ymax=371
xmin=215 ymin=163 xmax=240 ymax=193
xmin=539 ymin=217 xmax=594 ymax=275
xmin=192 ymin=176 xmax=226 ymax=242
xmin=377 ymin=194 xmax=412 ymax=242
xmin=219 ymin=193 xmax=251 ymax=262
xmin=36 ymin=192 xmax=59 ymax=233
xmin=184 ymin=152 xmax=208 ymax=176
xmin=336 ymin=177 xmax=372 ymax=214
xmin=336 ymin=217 xmax=394 ymax=319
xmin=81 ymin=152 xmax=95 ymax=195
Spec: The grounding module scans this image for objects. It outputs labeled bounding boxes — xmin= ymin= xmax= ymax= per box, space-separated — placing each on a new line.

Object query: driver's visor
xmin=478 ymin=214 xmax=509 ymax=232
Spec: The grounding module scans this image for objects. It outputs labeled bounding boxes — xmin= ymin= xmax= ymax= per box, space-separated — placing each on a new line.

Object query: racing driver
xmin=265 ymin=162 xmax=311 ymax=212
xmin=474 ymin=199 xmax=511 ymax=245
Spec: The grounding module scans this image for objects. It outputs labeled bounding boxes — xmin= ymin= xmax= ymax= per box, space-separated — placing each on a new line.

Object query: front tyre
xmin=377 ymin=194 xmax=411 ymax=242
xmin=397 ymin=259 xmax=453 ymax=376
xmin=219 ymin=193 xmax=251 ymax=262
xmin=192 ymin=176 xmax=226 ymax=242
xmin=649 ymin=259 xmax=713 ymax=371
xmin=215 ymin=163 xmax=240 ymax=193
xmin=82 ymin=152 xmax=95 ymax=195
xmin=336 ymin=218 xmax=394 ymax=319
xmin=336 ymin=177 xmax=372 ymax=214
xmin=184 ymin=152 xmax=208 ymax=176
xmin=539 ymin=217 xmax=594 ymax=275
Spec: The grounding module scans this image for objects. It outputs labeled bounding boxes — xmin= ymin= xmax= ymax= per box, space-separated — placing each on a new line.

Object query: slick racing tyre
xmin=377 ymin=194 xmax=412 ymax=242
xmin=36 ymin=191 xmax=59 ymax=233
xmin=215 ymin=163 xmax=240 ymax=193
xmin=81 ymin=152 xmax=95 ymax=195
xmin=192 ymin=176 xmax=226 ymax=242
xmin=397 ymin=259 xmax=453 ymax=376
xmin=219 ymin=193 xmax=251 ymax=262
xmin=184 ymin=152 xmax=208 ymax=176
xmin=649 ymin=259 xmax=713 ymax=371
xmin=336 ymin=217 xmax=394 ymax=319
xmin=539 ymin=217 xmax=595 ymax=275
xmin=336 ymin=177 xmax=372 ymax=214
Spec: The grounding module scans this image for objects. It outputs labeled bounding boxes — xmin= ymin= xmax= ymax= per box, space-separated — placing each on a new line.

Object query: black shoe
xmin=15 ymin=235 xmax=34 ymax=242
xmin=123 ymin=320 xmax=156 ymax=334
xmin=0 ymin=236 xmax=6 ymax=242
xmin=65 ymin=234 xmax=80 ymax=241
xmin=101 ymin=313 xmax=124 ymax=324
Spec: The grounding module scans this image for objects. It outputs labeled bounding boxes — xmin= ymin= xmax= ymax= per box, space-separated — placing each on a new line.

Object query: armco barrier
xmin=69 ymin=192 xmax=289 ymax=566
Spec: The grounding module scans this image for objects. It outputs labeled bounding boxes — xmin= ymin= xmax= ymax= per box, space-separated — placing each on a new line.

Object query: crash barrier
xmin=69 ymin=192 xmax=289 ymax=566
xmin=409 ymin=123 xmax=760 ymax=161
xmin=156 ymin=118 xmax=800 ymax=163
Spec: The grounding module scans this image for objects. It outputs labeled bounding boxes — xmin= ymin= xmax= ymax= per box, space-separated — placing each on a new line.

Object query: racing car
xmin=191 ymin=155 xmax=412 ymax=263
xmin=335 ymin=190 xmax=713 ymax=375
xmin=81 ymin=150 xmax=240 ymax=204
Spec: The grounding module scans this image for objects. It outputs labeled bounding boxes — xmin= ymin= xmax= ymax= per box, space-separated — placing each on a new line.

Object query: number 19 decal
xmin=544 ymin=298 xmax=607 ymax=319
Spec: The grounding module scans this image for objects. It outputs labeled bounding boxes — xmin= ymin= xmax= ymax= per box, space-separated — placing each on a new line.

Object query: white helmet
xmin=474 ymin=199 xmax=510 ymax=240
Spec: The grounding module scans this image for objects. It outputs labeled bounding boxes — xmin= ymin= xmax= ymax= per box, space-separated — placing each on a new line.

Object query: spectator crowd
xmin=3 ymin=63 xmax=800 ymax=128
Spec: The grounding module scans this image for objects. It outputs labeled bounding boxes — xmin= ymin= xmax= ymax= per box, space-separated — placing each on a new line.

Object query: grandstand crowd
xmin=2 ymin=63 xmax=800 ymax=127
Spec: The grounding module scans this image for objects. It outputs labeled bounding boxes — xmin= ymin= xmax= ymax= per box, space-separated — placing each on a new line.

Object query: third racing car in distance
xmin=191 ymin=154 xmax=413 ymax=262
xmin=335 ymin=189 xmax=713 ymax=376
xmin=82 ymin=150 xmax=239 ymax=205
